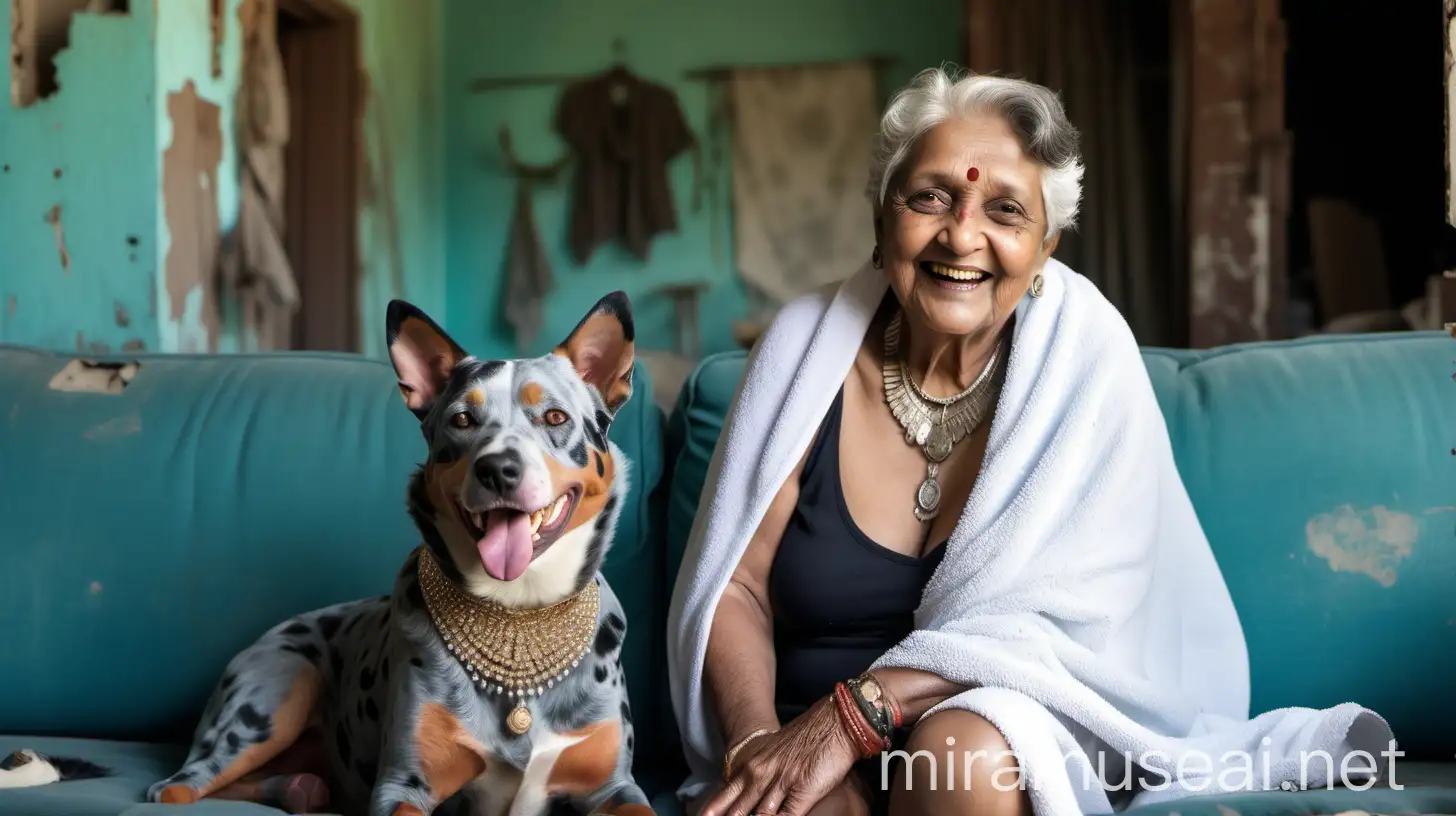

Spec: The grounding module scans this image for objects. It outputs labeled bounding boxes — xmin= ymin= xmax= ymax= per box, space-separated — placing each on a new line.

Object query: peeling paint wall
xmin=0 ymin=2 xmax=159 ymax=353
xmin=153 ymin=0 xmax=445 ymax=357
xmin=1 ymin=0 xmax=445 ymax=359
xmin=154 ymin=0 xmax=244 ymax=354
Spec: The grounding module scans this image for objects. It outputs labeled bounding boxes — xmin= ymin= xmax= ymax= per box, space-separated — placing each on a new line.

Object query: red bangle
xmin=832 ymin=685 xmax=859 ymax=748
xmin=833 ymin=682 xmax=887 ymax=757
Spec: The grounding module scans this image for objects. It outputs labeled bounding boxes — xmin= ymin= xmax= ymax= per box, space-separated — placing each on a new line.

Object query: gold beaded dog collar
xmin=416 ymin=547 xmax=599 ymax=734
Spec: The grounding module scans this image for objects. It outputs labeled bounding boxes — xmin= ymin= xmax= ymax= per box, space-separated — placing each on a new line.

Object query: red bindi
xmin=967 ymin=167 xmax=980 ymax=182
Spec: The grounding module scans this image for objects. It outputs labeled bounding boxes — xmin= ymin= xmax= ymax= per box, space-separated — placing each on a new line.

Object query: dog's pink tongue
xmin=478 ymin=510 xmax=532 ymax=581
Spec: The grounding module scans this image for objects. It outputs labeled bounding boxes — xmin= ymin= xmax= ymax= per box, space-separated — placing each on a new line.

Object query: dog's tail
xmin=0 ymin=750 xmax=113 ymax=789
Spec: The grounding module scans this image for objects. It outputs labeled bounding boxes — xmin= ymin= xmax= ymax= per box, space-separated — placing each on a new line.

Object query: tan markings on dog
xmin=159 ymin=785 xmax=199 ymax=804
xmin=414 ymin=702 xmax=489 ymax=801
xmin=545 ymin=447 xmax=616 ymax=536
xmin=467 ymin=388 xmax=486 ymax=406
xmin=599 ymin=359 xmax=633 ymax=412
xmin=519 ymin=382 xmax=544 ymax=406
xmin=545 ymin=719 xmax=621 ymax=796
xmin=428 ymin=456 xmax=474 ymax=520
xmin=608 ymin=804 xmax=655 ymax=816
xmin=392 ymin=805 xmax=425 ymax=816
xmin=193 ymin=667 xmax=322 ymax=800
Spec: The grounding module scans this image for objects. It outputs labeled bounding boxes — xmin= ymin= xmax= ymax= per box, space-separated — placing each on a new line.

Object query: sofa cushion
xmin=661 ymin=331 xmax=1456 ymax=766
xmin=0 ymin=345 xmax=665 ymax=776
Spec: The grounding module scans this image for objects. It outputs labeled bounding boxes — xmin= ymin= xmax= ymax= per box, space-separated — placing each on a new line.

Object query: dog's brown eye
xmin=452 ymin=411 xmax=473 ymax=428
xmin=544 ymin=409 xmax=569 ymax=427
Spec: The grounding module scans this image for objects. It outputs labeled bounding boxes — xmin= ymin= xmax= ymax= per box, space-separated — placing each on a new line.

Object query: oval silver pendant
xmin=916 ymin=476 xmax=941 ymax=515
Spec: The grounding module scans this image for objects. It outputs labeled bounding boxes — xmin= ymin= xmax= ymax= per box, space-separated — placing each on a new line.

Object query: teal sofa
xmin=2 ymin=329 xmax=1455 ymax=816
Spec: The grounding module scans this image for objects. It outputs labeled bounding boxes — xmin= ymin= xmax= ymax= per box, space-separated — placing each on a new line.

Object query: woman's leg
xmin=886 ymin=710 xmax=1030 ymax=816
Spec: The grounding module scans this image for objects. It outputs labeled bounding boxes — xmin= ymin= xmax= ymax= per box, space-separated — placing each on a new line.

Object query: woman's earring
xmin=1029 ymin=272 xmax=1044 ymax=298
xmin=871 ymin=246 xmax=883 ymax=269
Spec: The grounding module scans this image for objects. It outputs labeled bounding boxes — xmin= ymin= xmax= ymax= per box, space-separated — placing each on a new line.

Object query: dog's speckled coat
xmin=148 ymin=294 xmax=653 ymax=816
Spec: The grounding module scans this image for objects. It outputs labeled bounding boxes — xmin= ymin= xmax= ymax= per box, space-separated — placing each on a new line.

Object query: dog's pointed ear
xmin=386 ymin=299 xmax=467 ymax=419
xmin=554 ymin=291 xmax=635 ymax=415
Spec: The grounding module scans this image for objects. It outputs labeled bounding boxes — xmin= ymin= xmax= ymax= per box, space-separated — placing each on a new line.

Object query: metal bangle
xmin=723 ymin=727 xmax=773 ymax=780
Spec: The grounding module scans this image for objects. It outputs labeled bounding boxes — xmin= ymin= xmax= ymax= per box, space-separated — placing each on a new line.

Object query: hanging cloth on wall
xmin=554 ymin=67 xmax=697 ymax=264
xmin=727 ymin=61 xmax=878 ymax=322
xmin=217 ymin=0 xmax=299 ymax=351
xmin=502 ymin=174 xmax=555 ymax=354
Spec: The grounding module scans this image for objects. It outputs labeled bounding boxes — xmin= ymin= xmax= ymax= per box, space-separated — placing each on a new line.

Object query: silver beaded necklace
xmin=881 ymin=309 xmax=1007 ymax=521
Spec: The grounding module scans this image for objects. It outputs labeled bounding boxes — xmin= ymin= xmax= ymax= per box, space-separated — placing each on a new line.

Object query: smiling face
xmin=875 ymin=115 xmax=1058 ymax=342
xmin=385 ymin=293 xmax=635 ymax=608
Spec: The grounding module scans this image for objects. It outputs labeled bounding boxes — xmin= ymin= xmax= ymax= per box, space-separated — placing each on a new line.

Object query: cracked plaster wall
xmin=0 ymin=2 xmax=158 ymax=354
xmin=0 ymin=0 xmax=446 ymax=359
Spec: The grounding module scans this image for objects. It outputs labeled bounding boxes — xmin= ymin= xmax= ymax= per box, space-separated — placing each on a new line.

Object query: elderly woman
xmin=665 ymin=67 xmax=1392 ymax=816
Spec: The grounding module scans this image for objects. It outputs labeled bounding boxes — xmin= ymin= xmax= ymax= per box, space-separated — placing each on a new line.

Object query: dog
xmin=147 ymin=292 xmax=653 ymax=816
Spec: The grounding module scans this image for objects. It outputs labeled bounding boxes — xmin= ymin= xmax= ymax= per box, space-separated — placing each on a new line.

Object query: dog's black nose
xmin=475 ymin=450 xmax=523 ymax=495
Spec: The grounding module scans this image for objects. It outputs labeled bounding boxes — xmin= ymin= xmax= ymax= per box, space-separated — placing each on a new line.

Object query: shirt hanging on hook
xmin=554 ymin=61 xmax=697 ymax=265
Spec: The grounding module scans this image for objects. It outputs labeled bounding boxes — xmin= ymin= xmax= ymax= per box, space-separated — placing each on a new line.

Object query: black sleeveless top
xmin=769 ymin=387 xmax=947 ymax=721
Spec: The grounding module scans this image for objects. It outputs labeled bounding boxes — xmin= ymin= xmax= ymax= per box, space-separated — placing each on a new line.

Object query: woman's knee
xmin=889 ymin=710 xmax=1029 ymax=816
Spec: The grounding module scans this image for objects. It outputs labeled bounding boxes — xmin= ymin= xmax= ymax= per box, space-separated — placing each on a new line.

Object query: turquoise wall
xmin=349 ymin=0 xmax=448 ymax=361
xmin=0 ymin=4 xmax=160 ymax=354
xmin=1 ymin=1 xmax=962 ymax=360
xmin=442 ymin=0 xmax=965 ymax=359
xmin=0 ymin=0 xmax=444 ymax=358
xmin=154 ymin=0 xmax=242 ymax=354
xmin=153 ymin=0 xmax=446 ymax=357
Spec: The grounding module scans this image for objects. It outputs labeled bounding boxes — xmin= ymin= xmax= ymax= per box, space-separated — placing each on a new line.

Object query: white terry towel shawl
xmin=665 ymin=258 xmax=1395 ymax=815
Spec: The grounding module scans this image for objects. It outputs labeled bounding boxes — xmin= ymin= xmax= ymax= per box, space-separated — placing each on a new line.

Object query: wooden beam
xmin=1184 ymin=0 xmax=1288 ymax=347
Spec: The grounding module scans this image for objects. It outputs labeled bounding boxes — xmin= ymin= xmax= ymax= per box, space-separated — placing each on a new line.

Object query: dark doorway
xmin=1282 ymin=0 xmax=1445 ymax=331
xmin=277 ymin=0 xmax=362 ymax=352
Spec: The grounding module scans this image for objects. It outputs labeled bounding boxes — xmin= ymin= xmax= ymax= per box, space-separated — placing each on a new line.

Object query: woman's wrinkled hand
xmin=701 ymin=696 xmax=861 ymax=816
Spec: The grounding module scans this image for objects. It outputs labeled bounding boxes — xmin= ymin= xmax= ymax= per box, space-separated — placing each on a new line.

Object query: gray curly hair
xmin=866 ymin=66 xmax=1085 ymax=239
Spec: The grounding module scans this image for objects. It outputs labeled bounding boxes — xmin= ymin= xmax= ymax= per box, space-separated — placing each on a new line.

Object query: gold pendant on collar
xmin=416 ymin=547 xmax=599 ymax=735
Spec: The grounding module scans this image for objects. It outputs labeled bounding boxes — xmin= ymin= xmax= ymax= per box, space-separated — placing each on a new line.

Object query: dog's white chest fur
xmin=454 ymin=730 xmax=595 ymax=816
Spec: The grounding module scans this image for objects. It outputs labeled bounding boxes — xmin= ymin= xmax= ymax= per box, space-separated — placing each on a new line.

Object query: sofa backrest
xmin=659 ymin=331 xmax=1456 ymax=761
xmin=0 ymin=344 xmax=667 ymax=771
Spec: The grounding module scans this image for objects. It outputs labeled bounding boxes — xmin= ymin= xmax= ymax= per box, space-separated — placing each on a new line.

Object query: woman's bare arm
xmin=868 ymin=667 xmax=972 ymax=725
xmin=702 ymin=452 xmax=808 ymax=753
